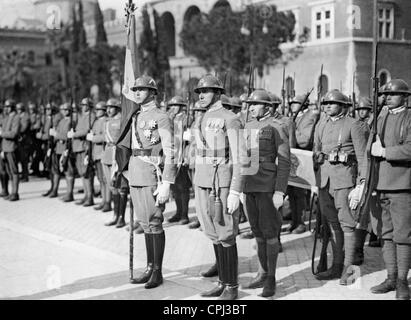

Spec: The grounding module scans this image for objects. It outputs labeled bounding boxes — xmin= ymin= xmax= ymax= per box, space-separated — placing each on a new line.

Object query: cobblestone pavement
xmin=0 ymin=178 xmax=403 ymax=300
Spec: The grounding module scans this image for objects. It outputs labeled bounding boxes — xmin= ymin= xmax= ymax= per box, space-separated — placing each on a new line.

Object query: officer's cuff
xmin=229 ymin=190 xmax=240 ymax=197
xmin=162 ymin=180 xmax=173 ymax=186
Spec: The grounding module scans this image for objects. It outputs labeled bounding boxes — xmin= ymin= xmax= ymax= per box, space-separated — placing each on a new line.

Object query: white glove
xmin=239 ymin=192 xmax=245 ymax=204
xmin=371 ymin=135 xmax=386 ymax=158
xmin=348 ymin=183 xmax=365 ymax=210
xmin=0 ymin=129 xmax=2 ymax=137
xmin=273 ymin=191 xmax=284 ymax=210
xmin=46 ymin=149 xmax=51 ymax=157
xmin=67 ymin=129 xmax=74 ymax=139
xmin=0 ymin=151 xmax=4 ymax=159
xmin=227 ymin=191 xmax=240 ymax=214
xmin=183 ymin=130 xmax=191 ymax=142
xmin=86 ymin=132 xmax=94 ymax=141
xmin=83 ymin=155 xmax=89 ymax=166
xmin=111 ymin=161 xmax=118 ymax=181
xmin=153 ymin=182 xmax=171 ymax=205
xmin=49 ymin=128 xmax=57 ymax=137
xmin=36 ymin=132 xmax=42 ymax=139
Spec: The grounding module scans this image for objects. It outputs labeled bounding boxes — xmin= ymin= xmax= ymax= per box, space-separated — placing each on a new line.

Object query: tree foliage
xmin=180 ymin=4 xmax=296 ymax=92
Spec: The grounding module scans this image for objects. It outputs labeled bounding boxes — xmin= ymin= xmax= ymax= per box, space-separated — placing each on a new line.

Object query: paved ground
xmin=0 ymin=177 xmax=403 ymax=300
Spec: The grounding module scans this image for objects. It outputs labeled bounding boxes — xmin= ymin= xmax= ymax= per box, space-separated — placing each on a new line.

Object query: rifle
xmin=59 ymin=88 xmax=74 ymax=173
xmin=281 ymin=66 xmax=286 ymax=115
xmin=292 ymin=87 xmax=314 ymax=123
xmin=357 ymin=0 xmax=380 ymax=224
xmin=162 ymin=72 xmax=168 ymax=109
xmin=317 ymin=64 xmax=324 ymax=112
xmin=292 ymin=72 xmax=296 ymax=99
xmin=351 ymin=72 xmax=357 ymax=118
xmin=245 ymin=65 xmax=254 ymax=123
xmin=84 ymin=100 xmax=95 ymax=179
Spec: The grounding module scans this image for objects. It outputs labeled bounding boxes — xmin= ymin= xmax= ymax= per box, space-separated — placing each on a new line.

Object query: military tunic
xmin=72 ymin=111 xmax=96 ymax=176
xmin=1 ymin=111 xmax=20 ymax=178
xmin=55 ymin=117 xmax=75 ymax=177
xmin=314 ymin=115 xmax=369 ymax=232
xmin=102 ymin=113 xmax=121 ymax=192
xmin=17 ymin=111 xmax=30 ymax=179
xmin=126 ymin=100 xmax=177 ymax=234
xmin=242 ymin=113 xmax=291 ymax=239
xmin=193 ymin=100 xmax=244 ymax=246
xmin=91 ymin=116 xmax=107 ymax=185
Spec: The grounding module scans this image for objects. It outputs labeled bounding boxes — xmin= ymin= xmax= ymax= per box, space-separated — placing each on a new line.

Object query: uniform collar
xmin=208 ymin=100 xmax=223 ymax=112
xmin=272 ymin=111 xmax=282 ymax=119
xmin=141 ymin=100 xmax=156 ymax=112
xmin=257 ymin=111 xmax=271 ymax=122
xmin=329 ymin=112 xmax=345 ymax=122
xmin=388 ymin=105 xmax=406 ymax=115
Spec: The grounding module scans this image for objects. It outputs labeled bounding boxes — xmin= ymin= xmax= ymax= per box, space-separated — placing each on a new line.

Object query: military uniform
xmin=102 ymin=99 xmax=123 ymax=225
xmin=365 ymin=79 xmax=411 ymax=300
xmin=17 ymin=107 xmax=30 ymax=181
xmin=0 ymin=102 xmax=21 ymax=201
xmin=0 ymin=108 xmax=9 ymax=198
xmin=72 ymin=99 xmax=96 ymax=206
xmin=192 ymin=75 xmax=244 ymax=300
xmin=29 ymin=108 xmax=42 ymax=176
xmin=167 ymin=96 xmax=192 ymax=225
xmin=313 ymin=90 xmax=368 ymax=283
xmin=241 ymin=89 xmax=291 ymax=297
xmin=55 ymin=104 xmax=76 ymax=202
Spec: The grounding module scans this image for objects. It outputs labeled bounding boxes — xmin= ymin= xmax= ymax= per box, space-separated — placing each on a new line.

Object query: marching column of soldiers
xmin=1 ymin=72 xmax=410 ymax=300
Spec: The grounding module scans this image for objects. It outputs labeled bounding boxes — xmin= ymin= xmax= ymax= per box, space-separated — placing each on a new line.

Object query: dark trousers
xmin=245 ymin=192 xmax=282 ymax=240
xmin=287 ymin=186 xmax=306 ymax=227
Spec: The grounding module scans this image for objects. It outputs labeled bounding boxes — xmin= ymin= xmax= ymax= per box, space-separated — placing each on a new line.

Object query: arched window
xmin=212 ymin=0 xmax=231 ymax=10
xmin=184 ymin=6 xmax=201 ymax=24
xmin=378 ymin=69 xmax=391 ymax=86
xmin=318 ymin=74 xmax=328 ymax=97
xmin=161 ymin=12 xmax=175 ymax=57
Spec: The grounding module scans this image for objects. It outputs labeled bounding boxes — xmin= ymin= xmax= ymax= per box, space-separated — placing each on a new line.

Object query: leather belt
xmin=132 ymin=149 xmax=152 ymax=157
xmin=259 ymin=155 xmax=276 ymax=163
xmin=197 ymin=148 xmax=229 ymax=158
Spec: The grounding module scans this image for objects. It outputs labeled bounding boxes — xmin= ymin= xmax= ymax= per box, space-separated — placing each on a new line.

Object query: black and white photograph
xmin=0 ymin=0 xmax=410 ymax=306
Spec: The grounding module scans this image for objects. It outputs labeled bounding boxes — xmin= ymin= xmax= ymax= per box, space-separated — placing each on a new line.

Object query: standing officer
xmin=68 ymin=98 xmax=96 ymax=207
xmin=0 ymin=102 xmax=9 ymax=198
xmin=355 ymin=79 xmax=411 ymax=300
xmin=53 ymin=103 xmax=76 ymax=202
xmin=192 ymin=74 xmax=243 ymax=300
xmin=313 ymin=89 xmax=368 ymax=284
xmin=28 ymin=102 xmax=42 ymax=177
xmin=38 ymin=103 xmax=63 ymax=198
xmin=0 ymin=99 xmax=21 ymax=201
xmin=241 ymin=89 xmax=291 ymax=297
xmin=123 ymin=75 xmax=176 ymax=289
xmin=87 ymin=101 xmax=108 ymax=211
xmin=167 ymin=96 xmax=191 ymax=225
xmin=101 ymin=98 xmax=124 ymax=226
xmin=16 ymin=103 xmax=30 ymax=182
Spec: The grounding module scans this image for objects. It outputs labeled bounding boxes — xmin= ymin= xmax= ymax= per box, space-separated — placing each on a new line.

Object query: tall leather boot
xmin=353 ymin=228 xmax=368 ymax=266
xmin=131 ymin=233 xmax=154 ymax=284
xmin=243 ymin=237 xmax=267 ymax=289
xmin=145 ymin=231 xmax=165 ymax=289
xmin=115 ymin=192 xmax=127 ymax=228
xmin=340 ymin=232 xmax=360 ymax=285
xmin=83 ymin=178 xmax=94 ymax=207
xmin=105 ymin=193 xmax=119 ymax=226
xmin=179 ymin=190 xmax=190 ymax=225
xmin=62 ymin=177 xmax=75 ymax=202
xmin=396 ymin=244 xmax=411 ymax=300
xmin=75 ymin=178 xmax=87 ymax=205
xmin=9 ymin=174 xmax=19 ymax=201
xmin=168 ymin=193 xmax=181 ymax=223
xmin=315 ymin=225 xmax=344 ymax=280
xmin=371 ymin=240 xmax=397 ymax=294
xmin=218 ymin=244 xmax=238 ymax=300
xmin=42 ymin=173 xmax=52 ymax=197
xmin=0 ymin=174 xmax=9 ymax=197
xmin=200 ymin=244 xmax=225 ymax=297
xmin=49 ymin=174 xmax=60 ymax=198
xmin=200 ymin=244 xmax=218 ymax=277
xmin=262 ymin=238 xmax=280 ymax=297
xmin=102 ymin=186 xmax=112 ymax=212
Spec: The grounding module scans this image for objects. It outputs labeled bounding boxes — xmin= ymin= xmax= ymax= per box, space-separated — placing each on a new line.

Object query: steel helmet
xmin=247 ymin=89 xmax=272 ymax=105
xmin=130 ymin=75 xmax=158 ymax=93
xmin=381 ymin=79 xmax=411 ymax=95
xmin=80 ymin=97 xmax=94 ymax=107
xmin=229 ymin=96 xmax=242 ymax=108
xmin=221 ymin=94 xmax=231 ymax=106
xmin=321 ymin=89 xmax=350 ymax=105
xmin=168 ymin=96 xmax=187 ymax=107
xmin=239 ymin=93 xmax=249 ymax=102
xmin=356 ymin=97 xmax=372 ymax=110
xmin=16 ymin=102 xmax=25 ymax=110
xmin=267 ymin=92 xmax=282 ymax=105
xmin=4 ymin=99 xmax=16 ymax=108
xmin=194 ymin=74 xmax=225 ymax=94
xmin=60 ymin=102 xmax=72 ymax=111
xmin=106 ymin=98 xmax=120 ymax=108
xmin=290 ymin=94 xmax=310 ymax=106
xmin=95 ymin=101 xmax=107 ymax=110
